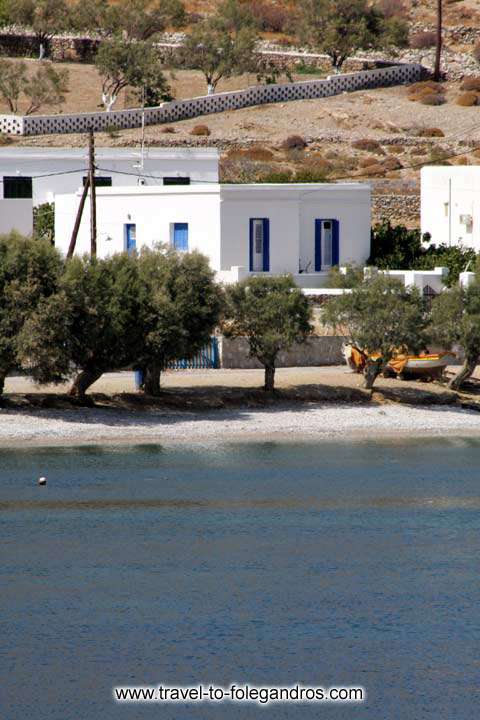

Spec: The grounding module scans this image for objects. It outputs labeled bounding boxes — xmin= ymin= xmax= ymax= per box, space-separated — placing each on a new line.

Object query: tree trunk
xmin=143 ymin=362 xmax=162 ymax=396
xmin=363 ymin=358 xmax=382 ymax=390
xmin=69 ymin=369 xmax=103 ymax=400
xmin=264 ymin=364 xmax=275 ymax=392
xmin=434 ymin=0 xmax=443 ymax=81
xmin=448 ymin=355 xmax=478 ymax=390
xmin=0 ymin=372 xmax=6 ymax=397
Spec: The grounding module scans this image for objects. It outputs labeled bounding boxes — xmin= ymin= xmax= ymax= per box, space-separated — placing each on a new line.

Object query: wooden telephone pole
xmin=434 ymin=0 xmax=443 ymax=81
xmin=67 ymin=129 xmax=97 ymax=259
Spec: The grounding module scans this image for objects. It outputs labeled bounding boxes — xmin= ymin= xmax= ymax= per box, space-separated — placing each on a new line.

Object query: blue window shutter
xmin=332 ymin=220 xmax=339 ymax=266
xmin=173 ymin=223 xmax=188 ymax=251
xmin=314 ymin=219 xmax=322 ymax=271
xmin=262 ymin=219 xmax=270 ymax=271
xmin=249 ymin=219 xmax=254 ymax=271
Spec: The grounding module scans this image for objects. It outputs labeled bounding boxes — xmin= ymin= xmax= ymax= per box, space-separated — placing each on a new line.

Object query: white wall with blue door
xmin=54 ymin=182 xmax=371 ymax=288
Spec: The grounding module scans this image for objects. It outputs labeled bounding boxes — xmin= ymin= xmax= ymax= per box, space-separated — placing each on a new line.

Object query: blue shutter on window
xmin=314 ymin=219 xmax=322 ymax=271
xmin=173 ymin=223 xmax=188 ymax=251
xmin=262 ymin=219 xmax=270 ymax=271
xmin=249 ymin=219 xmax=254 ymax=271
xmin=332 ymin=220 xmax=339 ymax=266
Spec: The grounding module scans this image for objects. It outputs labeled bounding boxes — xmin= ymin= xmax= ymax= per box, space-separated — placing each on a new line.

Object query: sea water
xmin=1 ymin=438 xmax=480 ymax=719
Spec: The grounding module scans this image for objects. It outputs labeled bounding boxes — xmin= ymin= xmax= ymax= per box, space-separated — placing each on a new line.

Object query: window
xmin=249 ymin=219 xmax=270 ymax=272
xmin=163 ymin=177 xmax=191 ymax=186
xmin=3 ymin=176 xmax=32 ymax=199
xmin=172 ymin=223 xmax=189 ymax=251
xmin=82 ymin=176 xmax=112 ymax=188
xmin=315 ymin=219 xmax=339 ymax=271
xmin=124 ymin=223 xmax=136 ymax=255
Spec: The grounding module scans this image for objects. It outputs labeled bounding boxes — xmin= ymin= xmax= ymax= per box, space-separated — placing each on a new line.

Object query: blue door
xmin=173 ymin=223 xmax=189 ymax=251
xmin=125 ymin=223 xmax=136 ymax=255
xmin=315 ymin=219 xmax=339 ymax=271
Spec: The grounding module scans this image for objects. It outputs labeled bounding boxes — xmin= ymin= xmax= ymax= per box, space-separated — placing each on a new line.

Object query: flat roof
xmin=0 ymin=147 xmax=219 ymax=161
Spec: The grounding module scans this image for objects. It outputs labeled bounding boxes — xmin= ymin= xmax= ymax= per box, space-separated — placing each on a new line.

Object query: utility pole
xmin=67 ymin=176 xmax=90 ymax=259
xmin=88 ymin=128 xmax=97 ymax=257
xmin=434 ymin=0 xmax=442 ymax=82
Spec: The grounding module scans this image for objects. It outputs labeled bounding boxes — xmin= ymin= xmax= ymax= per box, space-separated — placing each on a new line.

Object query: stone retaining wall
xmin=0 ymin=63 xmax=424 ymax=137
xmin=219 ymin=335 xmax=345 ymax=369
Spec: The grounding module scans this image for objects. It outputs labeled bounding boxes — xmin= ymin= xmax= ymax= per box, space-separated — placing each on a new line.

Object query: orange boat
xmin=343 ymin=344 xmax=455 ymax=380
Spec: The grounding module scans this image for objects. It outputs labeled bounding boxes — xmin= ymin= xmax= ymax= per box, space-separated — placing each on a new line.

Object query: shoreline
xmin=1 ymin=402 xmax=480 ymax=448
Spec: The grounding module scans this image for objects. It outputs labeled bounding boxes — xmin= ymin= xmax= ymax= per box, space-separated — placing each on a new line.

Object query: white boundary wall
xmin=0 ymin=63 xmax=423 ymax=137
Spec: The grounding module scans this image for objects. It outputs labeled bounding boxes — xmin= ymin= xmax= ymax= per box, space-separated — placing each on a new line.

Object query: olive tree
xmin=430 ymin=283 xmax=480 ymax=390
xmin=179 ymin=1 xmax=257 ymax=94
xmin=296 ymin=0 xmax=403 ymax=72
xmin=223 ymin=275 xmax=312 ymax=391
xmin=0 ymin=59 xmax=69 ymax=115
xmin=136 ymin=247 xmax=222 ymax=396
xmin=95 ymin=38 xmax=170 ymax=111
xmin=18 ymin=254 xmax=142 ymax=400
xmin=4 ymin=0 xmax=69 ymax=58
xmin=0 ymin=233 xmax=63 ymax=396
xmin=322 ymin=274 xmax=427 ymax=389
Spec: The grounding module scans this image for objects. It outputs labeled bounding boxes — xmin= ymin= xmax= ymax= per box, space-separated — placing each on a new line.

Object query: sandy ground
xmin=1 ymin=367 xmax=479 ymax=447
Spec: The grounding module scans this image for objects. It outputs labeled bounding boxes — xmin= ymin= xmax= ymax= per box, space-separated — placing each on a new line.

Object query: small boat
xmin=343 ymin=344 xmax=455 ymax=380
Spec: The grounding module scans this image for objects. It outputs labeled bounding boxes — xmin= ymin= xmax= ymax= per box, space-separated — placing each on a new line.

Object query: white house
xmin=54 ymin=182 xmax=371 ymax=288
xmin=421 ymin=166 xmax=480 ymax=251
xmin=0 ymin=198 xmax=33 ymax=236
xmin=0 ymin=147 xmax=219 ymax=207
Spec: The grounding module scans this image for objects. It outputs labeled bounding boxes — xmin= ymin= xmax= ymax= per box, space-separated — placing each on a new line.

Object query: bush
xmin=281 ymin=135 xmax=307 ymax=150
xmin=248 ymin=0 xmax=291 ymax=32
xmin=419 ymin=93 xmax=446 ymax=106
xmin=410 ymin=31 xmax=436 ymax=49
xmin=293 ymin=168 xmax=329 ymax=182
xmin=359 ymin=156 xmax=378 ymax=167
xmin=381 ymin=157 xmax=403 ymax=171
xmin=416 ymin=127 xmax=445 ymax=137
xmin=258 ymin=171 xmax=293 ymax=183
xmin=460 ymin=77 xmax=480 ymax=91
xmin=161 ymin=125 xmax=176 ymax=133
xmin=243 ymin=146 xmax=274 ymax=161
xmin=473 ymin=42 xmax=480 ymax=64
xmin=190 ymin=124 xmax=211 ymax=136
xmin=378 ymin=0 xmax=407 ymax=19
xmin=409 ymin=81 xmax=443 ymax=93
xmin=352 ymin=138 xmax=382 ymax=152
xmin=456 ymin=92 xmax=479 ymax=107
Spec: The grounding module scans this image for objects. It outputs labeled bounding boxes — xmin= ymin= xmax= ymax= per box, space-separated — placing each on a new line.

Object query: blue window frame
xmin=124 ymin=223 xmax=136 ymax=255
xmin=173 ymin=222 xmax=189 ymax=251
xmin=249 ymin=218 xmax=270 ymax=272
xmin=315 ymin=219 xmax=339 ymax=271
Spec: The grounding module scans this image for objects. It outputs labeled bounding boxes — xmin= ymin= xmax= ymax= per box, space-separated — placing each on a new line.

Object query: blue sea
xmin=1 ymin=438 xmax=480 ymax=719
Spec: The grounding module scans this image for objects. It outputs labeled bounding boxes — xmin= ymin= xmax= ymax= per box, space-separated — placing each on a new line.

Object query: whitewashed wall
xmin=0 ymin=198 xmax=33 ymax=235
xmin=421 ymin=166 xmax=480 ymax=251
xmin=0 ymin=148 xmax=219 ymax=206
xmin=55 ymin=183 xmax=371 ymax=287
xmin=0 ymin=64 xmax=423 ymax=136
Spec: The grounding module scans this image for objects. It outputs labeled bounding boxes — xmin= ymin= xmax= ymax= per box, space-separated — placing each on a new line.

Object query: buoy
xmin=38 ymin=476 xmax=47 ymax=486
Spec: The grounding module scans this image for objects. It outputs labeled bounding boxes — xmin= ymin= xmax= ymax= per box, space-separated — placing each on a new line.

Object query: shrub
xmin=161 ymin=125 xmax=176 ymax=133
xmin=0 ymin=134 xmax=12 ymax=146
xmin=361 ymin=163 xmax=385 ymax=176
xmin=419 ymin=93 xmax=446 ymax=106
xmin=460 ymin=76 xmax=480 ymax=91
xmin=381 ymin=157 xmax=403 ymax=171
xmin=249 ymin=0 xmax=291 ymax=32
xmin=293 ymin=169 xmax=329 ymax=182
xmin=415 ymin=126 xmax=445 ymax=137
xmin=378 ymin=0 xmax=407 ymax=19
xmin=409 ymin=81 xmax=443 ymax=93
xmin=243 ymin=146 xmax=274 ymax=161
xmin=410 ymin=31 xmax=436 ymax=49
xmin=473 ymin=42 xmax=480 ymax=64
xmin=352 ymin=138 xmax=381 ymax=152
xmin=281 ymin=135 xmax=307 ymax=150
xmin=190 ymin=124 xmax=211 ymax=136
xmin=456 ymin=92 xmax=478 ymax=107
xmin=359 ymin=156 xmax=378 ymax=168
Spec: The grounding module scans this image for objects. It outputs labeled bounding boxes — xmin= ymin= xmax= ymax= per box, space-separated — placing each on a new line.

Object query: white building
xmin=0 ymin=198 xmax=33 ymax=235
xmin=54 ymin=182 xmax=371 ymax=287
xmin=421 ymin=166 xmax=480 ymax=251
xmin=0 ymin=147 xmax=219 ymax=207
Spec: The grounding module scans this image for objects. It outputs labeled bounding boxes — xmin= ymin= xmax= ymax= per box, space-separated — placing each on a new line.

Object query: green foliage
xmin=179 ymin=0 xmax=257 ymax=92
xmin=0 ymin=233 xmax=63 ymax=392
xmin=95 ymin=38 xmax=170 ymax=111
xmin=322 ymin=274 xmax=427 ymax=388
xmin=0 ymin=0 xmax=9 ymax=25
xmin=33 ymin=203 xmax=54 ymax=243
xmin=0 ymin=58 xmax=69 ymax=114
xmin=70 ymin=0 xmax=185 ymax=39
xmin=368 ymin=220 xmax=477 ymax=286
xmin=297 ymin=0 xmax=386 ymax=70
xmin=5 ymin=0 xmax=69 ymax=51
xmin=224 ymin=275 xmax=312 ymax=390
xmin=430 ymin=283 xmax=480 ymax=389
xmin=326 ymin=265 xmax=364 ymax=288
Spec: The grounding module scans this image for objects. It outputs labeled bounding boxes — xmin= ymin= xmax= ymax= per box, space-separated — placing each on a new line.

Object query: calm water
xmin=1 ymin=438 xmax=480 ymax=719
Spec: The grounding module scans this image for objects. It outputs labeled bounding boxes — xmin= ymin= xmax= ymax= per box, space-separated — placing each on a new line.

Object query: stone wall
xmin=0 ymin=63 xmax=424 ymax=137
xmin=372 ymin=193 xmax=420 ymax=225
xmin=219 ymin=335 xmax=345 ymax=369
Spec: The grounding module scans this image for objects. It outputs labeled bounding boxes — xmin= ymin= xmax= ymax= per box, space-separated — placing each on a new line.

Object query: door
xmin=125 ymin=223 xmax=136 ymax=255
xmin=249 ymin=218 xmax=270 ymax=272
xmin=315 ymin=219 xmax=339 ymax=271
xmin=173 ymin=222 xmax=189 ymax=251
